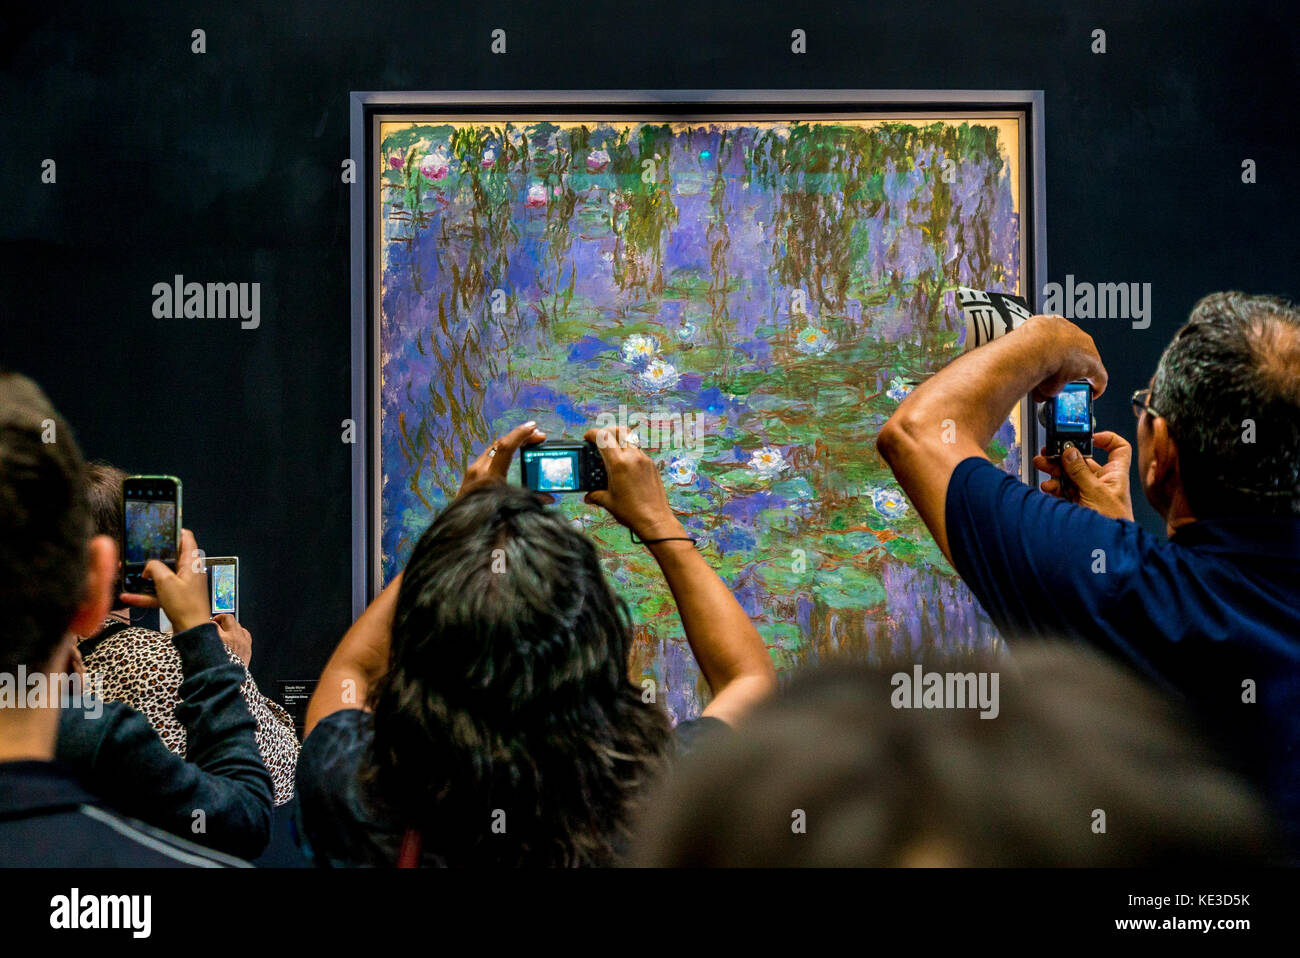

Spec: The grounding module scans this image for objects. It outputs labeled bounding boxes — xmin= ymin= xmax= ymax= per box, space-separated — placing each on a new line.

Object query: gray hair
xmin=1150 ymin=291 xmax=1300 ymax=518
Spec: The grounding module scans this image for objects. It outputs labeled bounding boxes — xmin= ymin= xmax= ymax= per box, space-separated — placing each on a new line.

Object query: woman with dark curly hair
xmin=296 ymin=421 xmax=776 ymax=866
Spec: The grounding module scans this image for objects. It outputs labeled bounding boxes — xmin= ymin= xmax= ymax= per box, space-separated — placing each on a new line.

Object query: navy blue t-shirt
xmin=945 ymin=456 xmax=1300 ymax=845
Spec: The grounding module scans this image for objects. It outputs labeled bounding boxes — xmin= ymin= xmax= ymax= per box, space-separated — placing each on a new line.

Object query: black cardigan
xmin=56 ymin=622 xmax=274 ymax=859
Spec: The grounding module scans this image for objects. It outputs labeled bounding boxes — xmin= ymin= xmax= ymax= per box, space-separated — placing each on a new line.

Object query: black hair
xmin=365 ymin=482 xmax=674 ymax=866
xmin=634 ymin=644 xmax=1277 ymax=866
xmin=1150 ymin=291 xmax=1300 ymax=518
xmin=0 ymin=370 xmax=93 ymax=673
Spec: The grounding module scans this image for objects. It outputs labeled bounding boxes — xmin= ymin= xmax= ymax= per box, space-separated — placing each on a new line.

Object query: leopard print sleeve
xmin=82 ymin=620 xmax=302 ymax=806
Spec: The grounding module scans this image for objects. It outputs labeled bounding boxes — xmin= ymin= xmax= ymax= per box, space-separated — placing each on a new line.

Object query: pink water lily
xmin=388 ymin=154 xmax=404 ymax=170
xmin=418 ymin=148 xmax=450 ymax=181
xmin=480 ymin=147 xmax=496 ymax=169
xmin=587 ymin=149 xmax=610 ymax=173
xmin=525 ymin=183 xmax=549 ymax=208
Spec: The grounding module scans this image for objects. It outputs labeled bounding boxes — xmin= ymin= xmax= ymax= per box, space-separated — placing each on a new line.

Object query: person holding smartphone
xmin=297 ymin=420 xmax=777 ymax=867
xmin=78 ymin=464 xmax=300 ymax=807
xmin=57 ymin=527 xmax=276 ymax=859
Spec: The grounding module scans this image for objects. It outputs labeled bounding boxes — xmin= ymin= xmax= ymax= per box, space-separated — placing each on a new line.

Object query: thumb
xmin=1061 ymin=443 xmax=1101 ymax=492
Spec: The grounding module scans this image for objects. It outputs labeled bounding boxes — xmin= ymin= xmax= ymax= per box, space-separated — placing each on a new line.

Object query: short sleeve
xmin=295 ymin=710 xmax=396 ymax=866
xmin=943 ymin=456 xmax=1132 ymax=642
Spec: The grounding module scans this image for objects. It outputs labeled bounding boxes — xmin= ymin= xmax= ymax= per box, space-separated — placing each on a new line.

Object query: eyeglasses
xmin=1130 ymin=388 xmax=1163 ymax=420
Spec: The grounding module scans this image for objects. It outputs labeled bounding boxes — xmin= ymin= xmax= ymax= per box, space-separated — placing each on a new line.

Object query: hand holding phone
xmin=120 ymin=528 xmax=212 ymax=633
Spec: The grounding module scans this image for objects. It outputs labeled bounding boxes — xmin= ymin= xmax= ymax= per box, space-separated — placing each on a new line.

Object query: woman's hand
xmin=213 ymin=614 xmax=253 ymax=666
xmin=582 ymin=426 xmax=685 ymax=541
xmin=457 ymin=421 xmax=547 ymax=499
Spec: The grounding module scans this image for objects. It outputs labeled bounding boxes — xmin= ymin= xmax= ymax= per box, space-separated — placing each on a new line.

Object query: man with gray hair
xmin=877 ymin=292 xmax=1300 ymax=854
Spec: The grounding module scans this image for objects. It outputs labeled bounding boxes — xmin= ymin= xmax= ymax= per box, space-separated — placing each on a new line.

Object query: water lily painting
xmin=371 ymin=108 xmax=1032 ymax=721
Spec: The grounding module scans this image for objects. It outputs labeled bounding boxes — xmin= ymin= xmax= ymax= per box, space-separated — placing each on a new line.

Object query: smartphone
xmin=1041 ymin=380 xmax=1095 ymax=459
xmin=207 ymin=556 xmax=239 ymax=619
xmin=519 ymin=441 xmax=608 ymax=493
xmin=121 ymin=476 xmax=182 ymax=595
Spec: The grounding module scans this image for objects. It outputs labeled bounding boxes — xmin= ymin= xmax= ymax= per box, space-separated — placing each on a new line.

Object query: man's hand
xmin=119 ymin=529 xmax=212 ymax=633
xmin=877 ymin=313 xmax=1109 ymax=563
xmin=582 ymin=426 xmax=685 ymax=541
xmin=456 ymin=421 xmax=547 ymax=499
xmin=1026 ymin=314 xmax=1109 ymax=404
xmin=1032 ymin=431 xmax=1135 ymax=521
xmin=213 ymin=614 xmax=253 ymax=666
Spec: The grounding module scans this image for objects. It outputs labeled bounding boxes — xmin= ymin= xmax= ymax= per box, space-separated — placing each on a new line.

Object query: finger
xmin=1061 ymin=442 xmax=1102 ymax=493
xmin=584 ymin=490 xmax=612 ymax=510
xmin=212 ymin=613 xmax=234 ymax=630
xmin=1092 ymin=430 xmax=1133 ymax=468
xmin=177 ymin=529 xmax=200 ymax=579
xmin=119 ymin=592 xmax=161 ymax=608
xmin=583 ymin=427 xmax=621 ymax=469
xmin=1032 ymin=455 xmax=1061 ymax=478
xmin=488 ymin=422 xmax=542 ymax=478
xmin=143 ymin=559 xmax=176 ymax=585
xmin=469 ymin=421 xmax=537 ymax=478
xmin=1039 ymin=479 xmax=1061 ymax=496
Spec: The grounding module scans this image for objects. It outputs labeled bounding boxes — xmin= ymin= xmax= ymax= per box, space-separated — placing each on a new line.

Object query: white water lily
xmin=886 ymin=377 xmax=914 ymax=402
xmin=795 ymin=325 xmax=833 ymax=355
xmin=666 ymin=455 xmax=698 ymax=485
xmin=621 ymin=334 xmax=659 ymax=365
xmin=749 ymin=447 xmax=789 ymax=479
xmin=871 ymin=486 xmax=909 ymax=519
xmin=639 ymin=359 xmax=680 ymax=392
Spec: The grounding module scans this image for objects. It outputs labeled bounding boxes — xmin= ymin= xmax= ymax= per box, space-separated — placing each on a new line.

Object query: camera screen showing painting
xmin=370 ymin=108 xmax=1034 ymax=720
xmin=1055 ymin=384 xmax=1092 ymax=432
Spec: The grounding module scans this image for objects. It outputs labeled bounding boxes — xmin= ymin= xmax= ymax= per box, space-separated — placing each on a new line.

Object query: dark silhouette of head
xmin=0 ymin=370 xmax=95 ymax=674
xmin=635 ymin=644 xmax=1277 ymax=866
xmin=366 ymin=482 xmax=673 ymax=866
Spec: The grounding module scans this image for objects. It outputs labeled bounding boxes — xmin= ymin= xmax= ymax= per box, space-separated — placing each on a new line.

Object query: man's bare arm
xmin=875 ymin=315 xmax=1107 ymax=562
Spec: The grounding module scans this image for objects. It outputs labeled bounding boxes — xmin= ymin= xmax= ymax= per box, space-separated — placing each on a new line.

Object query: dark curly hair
xmin=364 ymin=483 xmax=673 ymax=866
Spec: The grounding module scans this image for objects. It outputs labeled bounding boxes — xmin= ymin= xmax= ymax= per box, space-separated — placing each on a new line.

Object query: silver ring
xmin=487 ymin=446 xmax=498 ymax=458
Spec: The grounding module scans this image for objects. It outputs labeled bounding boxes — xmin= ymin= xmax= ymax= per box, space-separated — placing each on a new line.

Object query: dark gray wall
xmin=3 ymin=0 xmax=1297 ymax=695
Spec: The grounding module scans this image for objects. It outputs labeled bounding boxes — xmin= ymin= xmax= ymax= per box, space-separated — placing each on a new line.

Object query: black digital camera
xmin=519 ymin=441 xmax=608 ymax=493
xmin=1037 ymin=380 xmax=1095 ymax=459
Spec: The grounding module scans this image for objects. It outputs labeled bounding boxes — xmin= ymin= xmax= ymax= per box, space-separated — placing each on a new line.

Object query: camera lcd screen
xmin=124 ymin=499 xmax=177 ymax=565
xmin=1054 ymin=384 xmax=1091 ymax=433
xmin=523 ymin=448 xmax=580 ymax=492
xmin=210 ymin=563 xmax=237 ymax=615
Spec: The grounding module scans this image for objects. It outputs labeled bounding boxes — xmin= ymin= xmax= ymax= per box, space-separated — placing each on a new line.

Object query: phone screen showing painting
xmin=377 ymin=115 xmax=1024 ymax=721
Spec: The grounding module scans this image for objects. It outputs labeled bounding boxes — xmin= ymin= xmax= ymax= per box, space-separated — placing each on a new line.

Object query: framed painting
xmin=350 ymin=89 xmax=1046 ymax=721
